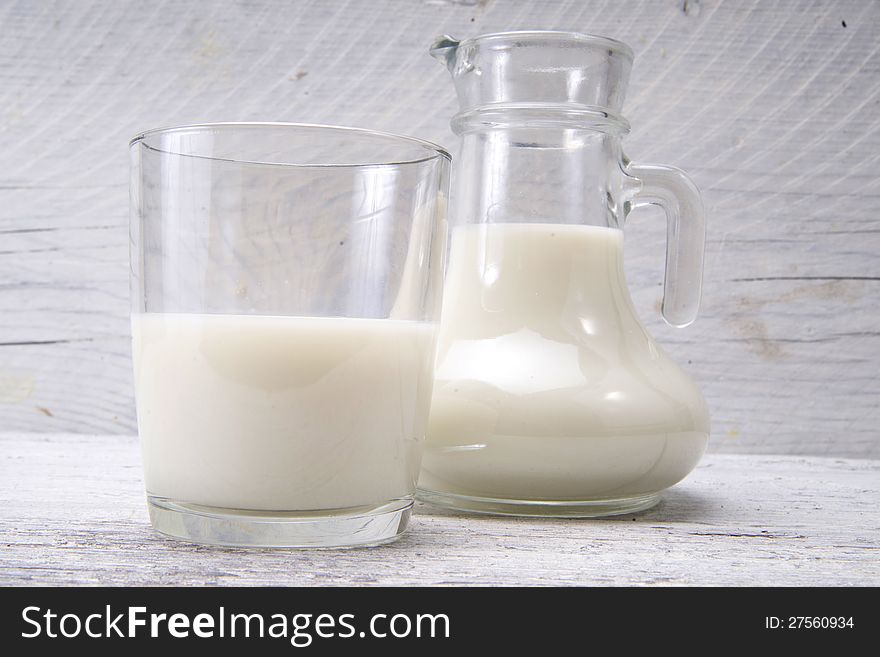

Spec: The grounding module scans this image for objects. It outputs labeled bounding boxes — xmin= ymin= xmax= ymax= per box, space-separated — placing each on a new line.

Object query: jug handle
xmin=625 ymin=163 xmax=706 ymax=327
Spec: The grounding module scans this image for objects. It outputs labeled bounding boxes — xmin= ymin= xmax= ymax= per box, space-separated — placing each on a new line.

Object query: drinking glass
xmin=130 ymin=123 xmax=449 ymax=547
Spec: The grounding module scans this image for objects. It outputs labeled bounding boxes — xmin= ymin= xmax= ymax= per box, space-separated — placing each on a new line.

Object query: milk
xmin=133 ymin=313 xmax=436 ymax=511
xmin=420 ymin=223 xmax=709 ymax=502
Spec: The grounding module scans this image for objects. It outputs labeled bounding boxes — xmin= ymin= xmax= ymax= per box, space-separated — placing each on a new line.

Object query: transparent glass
xmin=419 ymin=32 xmax=709 ymax=517
xmin=130 ymin=123 xmax=450 ymax=546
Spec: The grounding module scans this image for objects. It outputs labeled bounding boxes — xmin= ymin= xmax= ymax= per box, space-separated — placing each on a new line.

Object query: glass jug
xmin=419 ymin=31 xmax=709 ymax=517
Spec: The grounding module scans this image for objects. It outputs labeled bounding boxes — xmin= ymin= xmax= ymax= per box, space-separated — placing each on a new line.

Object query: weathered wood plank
xmin=1 ymin=432 xmax=878 ymax=586
xmin=1 ymin=0 xmax=879 ymax=456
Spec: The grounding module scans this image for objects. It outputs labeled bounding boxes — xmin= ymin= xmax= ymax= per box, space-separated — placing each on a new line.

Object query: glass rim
xmin=128 ymin=122 xmax=452 ymax=169
xmin=460 ymin=30 xmax=634 ymax=61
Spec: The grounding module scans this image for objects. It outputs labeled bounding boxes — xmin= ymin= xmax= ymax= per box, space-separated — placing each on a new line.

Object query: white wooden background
xmin=0 ymin=0 xmax=878 ymax=457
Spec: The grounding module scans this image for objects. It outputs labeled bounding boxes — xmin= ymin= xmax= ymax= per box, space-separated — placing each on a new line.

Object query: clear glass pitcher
xmin=418 ymin=31 xmax=709 ymax=517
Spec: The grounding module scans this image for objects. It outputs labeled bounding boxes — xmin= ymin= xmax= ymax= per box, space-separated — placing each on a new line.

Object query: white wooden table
xmin=1 ymin=432 xmax=877 ymax=586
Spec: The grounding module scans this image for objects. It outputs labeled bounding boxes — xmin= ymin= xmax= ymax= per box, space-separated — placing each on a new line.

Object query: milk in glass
xmin=133 ymin=313 xmax=435 ymax=511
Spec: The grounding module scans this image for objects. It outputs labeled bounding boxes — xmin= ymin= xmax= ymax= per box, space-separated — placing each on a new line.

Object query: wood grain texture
xmin=1 ymin=432 xmax=878 ymax=586
xmin=0 ymin=0 xmax=879 ymax=456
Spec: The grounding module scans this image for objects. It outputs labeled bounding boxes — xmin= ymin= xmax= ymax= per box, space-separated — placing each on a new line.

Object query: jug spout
xmin=430 ymin=35 xmax=460 ymax=71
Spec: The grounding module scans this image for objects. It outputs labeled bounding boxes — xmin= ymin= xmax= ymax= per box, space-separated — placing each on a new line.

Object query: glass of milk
xmin=129 ymin=123 xmax=450 ymax=547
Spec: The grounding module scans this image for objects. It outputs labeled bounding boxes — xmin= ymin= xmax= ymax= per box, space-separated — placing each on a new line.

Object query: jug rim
xmin=457 ymin=30 xmax=634 ymax=61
